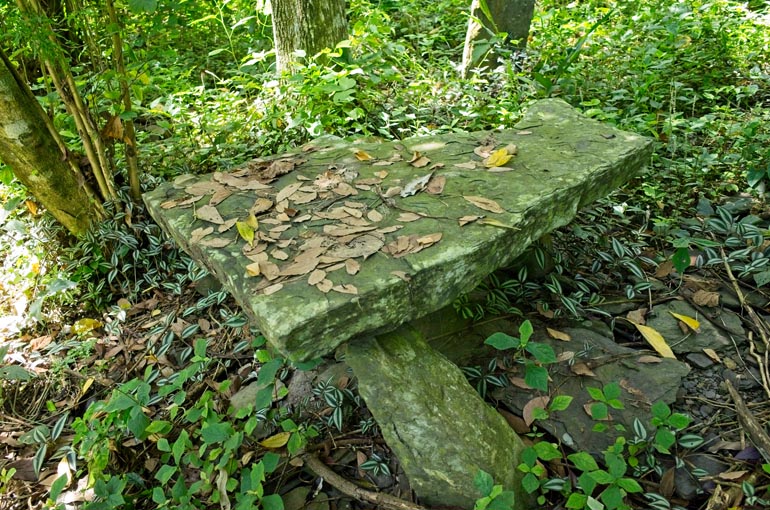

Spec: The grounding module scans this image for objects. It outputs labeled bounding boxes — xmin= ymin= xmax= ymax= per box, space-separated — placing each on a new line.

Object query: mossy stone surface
xmin=347 ymin=324 xmax=532 ymax=509
xmin=144 ymin=99 xmax=653 ymax=361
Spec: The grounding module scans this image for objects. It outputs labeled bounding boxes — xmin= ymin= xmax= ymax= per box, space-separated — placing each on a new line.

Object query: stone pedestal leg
xmin=346 ymin=324 xmax=531 ymax=509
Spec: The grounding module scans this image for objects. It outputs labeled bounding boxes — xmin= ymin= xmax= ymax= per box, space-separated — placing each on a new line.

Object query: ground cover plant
xmin=1 ymin=0 xmax=770 ymax=509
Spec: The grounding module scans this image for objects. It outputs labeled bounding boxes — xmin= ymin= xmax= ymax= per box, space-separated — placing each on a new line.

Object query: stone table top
xmin=144 ymin=99 xmax=653 ymax=361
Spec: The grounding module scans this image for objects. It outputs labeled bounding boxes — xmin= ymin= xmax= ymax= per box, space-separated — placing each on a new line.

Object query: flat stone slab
xmin=144 ymin=99 xmax=653 ymax=361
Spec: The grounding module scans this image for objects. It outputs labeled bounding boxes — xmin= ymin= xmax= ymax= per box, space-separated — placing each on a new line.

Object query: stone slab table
xmin=144 ymin=98 xmax=653 ymax=508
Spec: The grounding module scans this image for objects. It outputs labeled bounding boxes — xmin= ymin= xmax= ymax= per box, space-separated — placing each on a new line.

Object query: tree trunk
xmin=271 ymin=0 xmax=348 ymax=74
xmin=461 ymin=0 xmax=536 ymax=78
xmin=0 ymin=52 xmax=102 ymax=236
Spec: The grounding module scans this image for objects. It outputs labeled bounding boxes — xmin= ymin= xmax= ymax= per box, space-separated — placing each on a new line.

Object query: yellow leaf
xmin=633 ymin=322 xmax=676 ymax=359
xmin=483 ymin=148 xmax=513 ymax=168
xmin=354 ymin=149 xmax=374 ymax=161
xmin=245 ymin=262 xmax=261 ymax=277
xmin=260 ymin=431 xmax=291 ymax=449
xmin=73 ymin=318 xmax=102 ymax=335
xmin=81 ymin=377 xmax=94 ymax=396
xmin=245 ymin=213 xmax=258 ymax=229
xmin=546 ymin=328 xmax=571 ymax=341
xmin=669 ymin=311 xmax=700 ymax=332
xmin=236 ymin=221 xmax=255 ymax=245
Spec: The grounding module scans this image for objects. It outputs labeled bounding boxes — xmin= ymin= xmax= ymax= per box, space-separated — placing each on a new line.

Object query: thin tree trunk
xmin=0 ymin=52 xmax=102 ymax=236
xmin=106 ymin=0 xmax=141 ymax=201
xmin=461 ymin=0 xmax=536 ymax=78
xmin=271 ymin=0 xmax=348 ymax=74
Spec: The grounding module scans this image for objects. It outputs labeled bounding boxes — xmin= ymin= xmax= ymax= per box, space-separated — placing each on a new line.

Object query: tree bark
xmin=271 ymin=0 xmax=348 ymax=74
xmin=461 ymin=0 xmax=536 ymax=78
xmin=0 ymin=51 xmax=102 ymax=236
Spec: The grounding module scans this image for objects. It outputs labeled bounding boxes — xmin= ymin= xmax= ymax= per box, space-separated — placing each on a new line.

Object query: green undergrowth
xmin=2 ymin=0 xmax=770 ymax=508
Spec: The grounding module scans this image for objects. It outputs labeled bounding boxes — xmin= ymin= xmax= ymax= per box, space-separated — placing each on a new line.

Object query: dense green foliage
xmin=1 ymin=0 xmax=770 ymax=509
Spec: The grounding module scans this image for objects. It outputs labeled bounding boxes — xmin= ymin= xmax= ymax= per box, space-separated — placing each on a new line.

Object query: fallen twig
xmin=302 ymin=453 xmax=428 ymax=510
xmin=720 ymin=249 xmax=770 ymax=400
xmin=725 ymin=378 xmax=770 ymax=464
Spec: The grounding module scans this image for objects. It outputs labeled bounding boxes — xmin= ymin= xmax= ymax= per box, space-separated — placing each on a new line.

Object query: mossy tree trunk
xmin=271 ymin=0 xmax=348 ymax=73
xmin=461 ymin=0 xmax=536 ymax=77
xmin=0 ymin=50 xmax=102 ymax=236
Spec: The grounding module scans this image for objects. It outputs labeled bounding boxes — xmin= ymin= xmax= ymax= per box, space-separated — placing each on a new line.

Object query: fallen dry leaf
xmin=523 ymin=396 xmax=550 ymax=426
xmin=483 ymin=147 xmax=513 ymax=168
xmin=345 ymin=259 xmax=360 ymax=275
xmin=391 ymin=271 xmax=411 ymax=282
xmin=464 ymin=195 xmax=504 ymax=214
xmin=570 ymin=363 xmax=596 ymax=377
xmin=200 ymin=238 xmax=232 ymax=248
xmin=454 ymin=161 xmax=477 ymax=170
xmin=703 ymin=348 xmax=721 ymax=363
xmin=308 ymin=269 xmax=326 ymax=286
xmin=245 ymin=262 xmax=261 ymax=277
xmin=692 ymin=289 xmax=719 ymax=307
xmin=409 ymin=153 xmax=431 ymax=168
xmin=316 ymin=279 xmax=333 ymax=293
xmin=546 ymin=328 xmax=571 ymax=341
xmin=458 ymin=215 xmax=484 ymax=226
xmin=669 ymin=311 xmax=700 ymax=332
xmin=655 ymin=260 xmax=674 ymax=278
xmin=191 ymin=226 xmax=214 ymax=244
xmin=276 ymin=182 xmax=303 ymax=203
xmin=632 ymin=322 xmax=676 ymax=359
xmin=474 ymin=144 xmax=495 ymax=158
xmin=426 ymin=175 xmax=446 ymax=194
xmin=626 ymin=307 xmax=647 ymax=325
xmin=196 ymin=204 xmax=225 ymax=224
xmin=263 ymin=283 xmax=284 ymax=295
xmin=354 ymin=149 xmax=374 ymax=161
xmin=332 ymin=284 xmax=358 ymax=295
xmin=637 ymin=355 xmax=662 ymax=363
xmin=367 ymin=209 xmax=384 ymax=222
xmin=401 ymin=172 xmax=433 ymax=197
xmin=398 ymin=212 xmax=422 ymax=222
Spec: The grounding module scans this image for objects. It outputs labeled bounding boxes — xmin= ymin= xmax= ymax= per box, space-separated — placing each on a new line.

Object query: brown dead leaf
xmin=276 ymin=182 xmax=303 ymax=203
xmin=316 ymin=279 xmax=333 ymax=293
xmin=308 ymin=269 xmax=327 ymax=286
xmin=345 ymin=259 xmax=360 ymax=275
xmin=324 ymin=225 xmax=377 ymax=237
xmin=191 ymin=226 xmax=214 ymax=244
xmin=508 ymin=376 xmax=533 ymax=390
xmin=546 ymin=328 xmax=571 ymax=341
xmin=556 ymin=351 xmax=575 ymax=363
xmin=426 ymin=175 xmax=446 ymax=194
xmin=523 ymin=396 xmax=549 ymax=426
xmin=291 ymin=190 xmax=317 ymax=204
xmin=619 ymin=379 xmax=647 ymax=402
xmin=464 ymin=195 xmax=504 ymax=214
xmin=214 ymin=173 xmax=272 ymax=190
xmin=458 ymin=215 xmax=483 ymax=226
xmin=263 ymin=283 xmax=284 ymax=296
xmin=409 ymin=152 xmax=430 ymax=168
xmin=637 ymin=355 xmax=662 ymax=363
xmin=703 ymin=348 xmax=721 ymax=363
xmin=185 ymin=180 xmax=225 ymax=196
xmin=218 ymin=218 xmax=238 ymax=233
xmin=279 ymin=247 xmax=326 ymax=276
xmin=259 ymin=261 xmax=281 ymax=281
xmin=327 ymin=234 xmax=384 ymax=260
xmin=391 ymin=271 xmax=411 ymax=282
xmin=398 ymin=212 xmax=422 ymax=222
xmin=250 ymin=198 xmax=274 ymax=215
xmin=692 ymin=289 xmax=720 ymax=307
xmin=263 ymin=159 xmax=297 ymax=180
xmin=271 ymin=250 xmax=289 ymax=261
xmin=196 ymin=204 xmax=225 ymax=224
xmin=332 ymin=284 xmax=358 ymax=295
xmin=200 ymin=237 xmax=232 ymax=248
xmin=570 ymin=363 xmax=596 ymax=377
xmin=367 ymin=209 xmax=384 ymax=222
xmin=626 ymin=307 xmax=648 ymax=325
xmin=537 ymin=302 xmax=555 ymax=318
xmin=655 ymin=260 xmax=674 ymax=278
xmin=417 ymin=232 xmax=442 ymax=246
xmin=454 ymin=161 xmax=477 ymax=170
xmin=660 ymin=468 xmax=675 ymax=499
xmin=209 ymin=188 xmax=233 ymax=206
xmin=474 ymin=144 xmax=495 ymax=159
xmin=384 ymin=186 xmax=402 ymax=198
xmin=718 ymin=470 xmax=748 ymax=481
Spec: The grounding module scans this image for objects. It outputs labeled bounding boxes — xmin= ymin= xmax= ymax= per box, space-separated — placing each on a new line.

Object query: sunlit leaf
xmin=483 ymin=148 xmax=513 ymax=168
xmin=632 ymin=322 xmax=676 ymax=359
xmin=260 ymin=431 xmax=291 ymax=449
xmin=669 ymin=311 xmax=700 ymax=332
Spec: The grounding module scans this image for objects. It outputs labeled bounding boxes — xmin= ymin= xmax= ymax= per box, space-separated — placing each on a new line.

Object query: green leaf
xmin=488 ymin=491 xmax=515 ymax=510
xmin=172 ymin=430 xmax=189 ymax=465
xmin=589 ymin=469 xmax=614 ymax=485
xmin=754 ymin=270 xmax=770 ymax=288
xmin=485 ymin=332 xmax=519 ymax=350
xmin=128 ymin=407 xmax=150 ymax=439
xmin=668 ymin=413 xmax=691 ymax=430
xmin=654 ymin=428 xmax=676 ymax=453
xmin=155 ymin=464 xmax=176 ymax=484
xmin=263 ymin=452 xmax=281 ymax=473
xmin=474 ymin=469 xmax=494 ymax=496
xmin=127 ymin=0 xmax=158 ymax=13
xmin=566 ymin=493 xmax=588 ymax=509
xmin=522 ymin=473 xmax=540 ymax=494
xmin=202 ymin=421 xmax=234 ymax=444
xmin=157 ymin=438 xmax=171 ymax=452
xmin=474 ymin=496 xmax=491 ymax=510
xmin=49 ymin=474 xmax=69 ymax=503
xmin=599 ymin=485 xmax=624 ymax=510
xmin=590 ymin=402 xmax=609 ymax=420
xmin=145 ymin=420 xmax=172 ymax=435
xmin=678 ymin=433 xmax=705 ymax=449
xmin=616 ymin=478 xmax=643 ymax=493
xmin=603 ymin=382 xmax=621 ymax=401
xmin=651 ymin=401 xmax=671 ymax=420
xmin=525 ymin=342 xmax=557 ymax=364
xmin=521 ymin=447 xmax=537 ymax=466
xmin=524 ymin=364 xmax=549 ymax=392
xmin=672 ymin=247 xmax=690 ymax=274
xmin=586 ymin=387 xmax=605 ymax=402
xmin=549 ymin=395 xmax=573 ymax=412
xmin=0 ymin=365 xmax=34 ymax=381
xmin=605 ymin=452 xmax=626 ymax=479
xmin=533 ymin=441 xmax=562 ymax=461
xmin=519 ymin=320 xmax=534 ymax=343
xmin=33 ymin=444 xmax=47 ymax=477
xmin=261 ymin=494 xmax=284 ymax=510
xmin=579 ymin=471 xmax=597 ymax=497
xmin=568 ymin=452 xmax=599 ymax=472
